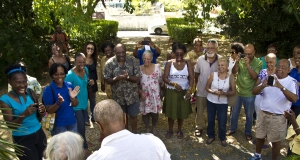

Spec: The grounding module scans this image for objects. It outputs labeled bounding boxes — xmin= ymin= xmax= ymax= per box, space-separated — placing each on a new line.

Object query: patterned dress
xmin=140 ymin=64 xmax=163 ymax=115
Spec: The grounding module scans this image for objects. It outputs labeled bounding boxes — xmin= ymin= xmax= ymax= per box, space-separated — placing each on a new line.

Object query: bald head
xmin=244 ymin=44 xmax=254 ymax=50
xmin=244 ymin=44 xmax=255 ymax=60
xmin=114 ymin=43 xmax=126 ymax=52
xmin=94 ymin=100 xmax=124 ymax=127
xmin=278 ymin=59 xmax=290 ymax=68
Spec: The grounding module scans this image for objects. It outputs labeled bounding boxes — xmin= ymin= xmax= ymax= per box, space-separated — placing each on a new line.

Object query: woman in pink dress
xmin=139 ymin=50 xmax=164 ymax=135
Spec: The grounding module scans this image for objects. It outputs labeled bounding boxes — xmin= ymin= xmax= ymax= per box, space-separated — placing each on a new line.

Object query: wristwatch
xmin=127 ymin=75 xmax=130 ymax=79
xmin=281 ymin=87 xmax=286 ymax=91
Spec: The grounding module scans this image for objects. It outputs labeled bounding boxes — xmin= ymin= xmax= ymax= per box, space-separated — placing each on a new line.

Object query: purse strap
xmin=229 ymin=74 xmax=234 ymax=91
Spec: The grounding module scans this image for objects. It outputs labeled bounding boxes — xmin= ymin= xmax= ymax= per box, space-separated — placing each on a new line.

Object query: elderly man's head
xmin=276 ymin=59 xmax=290 ymax=79
xmin=94 ymin=100 xmax=126 ymax=138
xmin=114 ymin=44 xmax=127 ymax=62
xmin=45 ymin=131 xmax=84 ymax=160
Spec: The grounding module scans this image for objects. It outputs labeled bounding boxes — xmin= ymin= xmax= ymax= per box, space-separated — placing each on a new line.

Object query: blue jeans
xmin=75 ymin=109 xmax=88 ymax=149
xmin=51 ymin=123 xmax=78 ymax=136
xmin=229 ymin=96 xmax=255 ymax=135
xmin=207 ymin=100 xmax=228 ymax=141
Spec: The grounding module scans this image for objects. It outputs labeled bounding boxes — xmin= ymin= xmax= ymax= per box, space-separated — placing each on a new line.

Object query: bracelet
xmin=174 ymin=83 xmax=177 ymax=88
xmin=294 ymin=127 xmax=300 ymax=131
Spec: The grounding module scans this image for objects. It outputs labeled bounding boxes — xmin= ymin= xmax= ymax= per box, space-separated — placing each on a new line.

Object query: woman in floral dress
xmin=139 ymin=50 xmax=164 ymax=135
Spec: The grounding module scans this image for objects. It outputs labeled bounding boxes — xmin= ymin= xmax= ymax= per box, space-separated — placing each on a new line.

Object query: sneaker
xmin=249 ymin=154 xmax=262 ymax=160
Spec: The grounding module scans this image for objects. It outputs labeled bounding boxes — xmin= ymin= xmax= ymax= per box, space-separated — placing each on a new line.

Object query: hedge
xmin=166 ymin=18 xmax=199 ymax=43
xmin=71 ymin=20 xmax=119 ymax=53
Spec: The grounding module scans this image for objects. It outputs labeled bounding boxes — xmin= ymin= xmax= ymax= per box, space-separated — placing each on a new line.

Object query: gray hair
xmin=94 ymin=99 xmax=124 ymax=126
xmin=265 ymin=53 xmax=276 ymax=61
xmin=45 ymin=131 xmax=84 ymax=160
xmin=207 ymin=39 xmax=218 ymax=47
xmin=142 ymin=50 xmax=153 ymax=61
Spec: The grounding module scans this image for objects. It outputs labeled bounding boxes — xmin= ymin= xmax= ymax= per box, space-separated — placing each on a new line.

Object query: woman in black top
xmin=83 ymin=42 xmax=98 ymax=124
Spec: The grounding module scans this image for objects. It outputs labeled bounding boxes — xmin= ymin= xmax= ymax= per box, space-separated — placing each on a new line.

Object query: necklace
xmin=177 ymin=61 xmax=181 ymax=65
xmin=218 ymin=74 xmax=227 ymax=101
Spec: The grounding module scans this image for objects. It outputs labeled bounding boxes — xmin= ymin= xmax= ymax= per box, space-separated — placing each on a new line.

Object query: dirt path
xmin=0 ymin=34 xmax=288 ymax=160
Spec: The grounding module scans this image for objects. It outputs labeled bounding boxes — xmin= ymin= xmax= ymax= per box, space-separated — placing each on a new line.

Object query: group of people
xmin=1 ymin=31 xmax=300 ymax=160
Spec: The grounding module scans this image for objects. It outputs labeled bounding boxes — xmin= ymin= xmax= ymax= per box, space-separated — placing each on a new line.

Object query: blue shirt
xmin=65 ymin=68 xmax=89 ymax=110
xmin=289 ymin=68 xmax=300 ymax=106
xmin=0 ymin=94 xmax=41 ymax=136
xmin=42 ymin=81 xmax=77 ymax=127
xmin=137 ymin=47 xmax=159 ymax=65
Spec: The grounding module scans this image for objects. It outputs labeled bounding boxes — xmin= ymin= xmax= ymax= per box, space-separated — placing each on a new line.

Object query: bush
xmin=166 ymin=18 xmax=199 ymax=43
xmin=70 ymin=20 xmax=119 ymax=53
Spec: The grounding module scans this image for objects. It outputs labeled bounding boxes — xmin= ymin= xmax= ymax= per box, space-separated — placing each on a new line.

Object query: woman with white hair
xmin=139 ymin=50 xmax=164 ymax=135
xmin=45 ymin=131 xmax=84 ymax=160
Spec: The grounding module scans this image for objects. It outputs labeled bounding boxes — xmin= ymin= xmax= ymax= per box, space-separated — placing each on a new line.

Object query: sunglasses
xmin=230 ymin=51 xmax=236 ymax=54
xmin=87 ymin=47 xmax=94 ymax=50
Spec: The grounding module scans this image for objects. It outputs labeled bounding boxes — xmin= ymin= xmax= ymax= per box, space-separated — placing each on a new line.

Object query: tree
xmin=33 ymin=0 xmax=103 ymax=33
xmin=0 ymin=0 xmax=49 ymax=85
xmin=216 ymin=1 xmax=300 ymax=58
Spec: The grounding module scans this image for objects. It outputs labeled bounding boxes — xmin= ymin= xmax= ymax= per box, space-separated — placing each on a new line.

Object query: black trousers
xmin=12 ymin=127 xmax=46 ymax=160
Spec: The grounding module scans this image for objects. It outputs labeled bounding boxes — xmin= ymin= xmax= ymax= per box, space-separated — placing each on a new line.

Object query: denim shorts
xmin=120 ymin=102 xmax=140 ymax=117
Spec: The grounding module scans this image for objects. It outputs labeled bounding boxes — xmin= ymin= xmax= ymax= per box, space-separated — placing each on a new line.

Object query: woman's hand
xmin=37 ymin=103 xmax=46 ymax=114
xmin=69 ymin=86 xmax=80 ymax=99
xmin=88 ymin=79 xmax=95 ymax=86
xmin=184 ymin=91 xmax=191 ymax=100
xmin=22 ymin=105 xmax=37 ymax=117
xmin=175 ymin=84 xmax=182 ymax=91
xmin=56 ymin=93 xmax=65 ymax=105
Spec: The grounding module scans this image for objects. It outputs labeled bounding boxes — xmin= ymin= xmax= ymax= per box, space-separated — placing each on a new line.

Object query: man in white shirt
xmin=87 ymin=99 xmax=171 ymax=160
xmin=250 ymin=59 xmax=298 ymax=160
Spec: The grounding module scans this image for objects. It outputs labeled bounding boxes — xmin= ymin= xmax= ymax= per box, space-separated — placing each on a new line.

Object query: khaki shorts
xmin=255 ymin=110 xmax=287 ymax=142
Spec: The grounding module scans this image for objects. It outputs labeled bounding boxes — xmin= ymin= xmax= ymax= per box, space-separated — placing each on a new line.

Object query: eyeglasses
xmin=276 ymin=66 xmax=288 ymax=70
xmin=87 ymin=47 xmax=94 ymax=51
xmin=54 ymin=73 xmax=65 ymax=77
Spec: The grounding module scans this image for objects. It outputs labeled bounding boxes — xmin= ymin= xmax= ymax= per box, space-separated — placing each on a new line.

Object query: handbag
xmin=41 ymin=86 xmax=56 ymax=132
xmin=228 ymin=74 xmax=238 ymax=106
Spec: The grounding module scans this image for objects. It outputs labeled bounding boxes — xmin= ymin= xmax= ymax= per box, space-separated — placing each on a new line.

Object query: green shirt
xmin=236 ymin=57 xmax=262 ymax=97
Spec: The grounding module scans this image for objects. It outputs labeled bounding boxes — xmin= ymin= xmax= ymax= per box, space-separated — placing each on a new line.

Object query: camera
xmin=141 ymin=41 xmax=150 ymax=45
xmin=240 ymin=54 xmax=245 ymax=58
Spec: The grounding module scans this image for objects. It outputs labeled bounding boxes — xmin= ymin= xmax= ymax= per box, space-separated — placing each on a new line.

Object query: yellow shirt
xmin=286 ymin=115 xmax=300 ymax=155
xmin=184 ymin=50 xmax=203 ymax=64
xmin=100 ymin=56 xmax=112 ymax=99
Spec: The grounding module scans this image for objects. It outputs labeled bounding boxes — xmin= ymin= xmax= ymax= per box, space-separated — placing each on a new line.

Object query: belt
xmin=262 ymin=111 xmax=282 ymax=116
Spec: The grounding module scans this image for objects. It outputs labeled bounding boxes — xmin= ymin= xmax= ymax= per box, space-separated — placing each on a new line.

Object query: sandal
xmin=195 ymin=129 xmax=202 ymax=137
xmin=165 ymin=131 xmax=173 ymax=139
xmin=206 ymin=138 xmax=215 ymax=144
xmin=220 ymin=141 xmax=228 ymax=147
xmin=245 ymin=134 xmax=252 ymax=141
xmin=177 ymin=131 xmax=183 ymax=139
